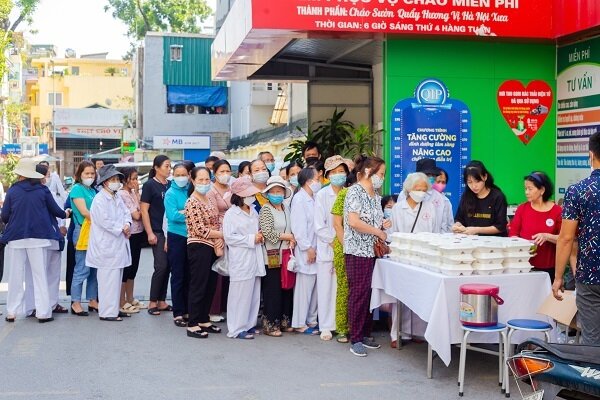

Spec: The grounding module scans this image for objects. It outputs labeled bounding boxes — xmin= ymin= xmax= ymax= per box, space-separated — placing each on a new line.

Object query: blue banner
xmin=1 ymin=144 xmax=21 ymax=155
xmin=390 ymin=78 xmax=471 ymax=212
xmin=167 ymin=85 xmax=228 ymax=107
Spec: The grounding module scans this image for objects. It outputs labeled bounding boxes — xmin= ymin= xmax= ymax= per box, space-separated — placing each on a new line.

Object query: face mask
xmin=243 ymin=196 xmax=256 ymax=206
xmin=195 ymin=183 xmax=211 ymax=195
xmin=108 ymin=182 xmax=122 ymax=192
xmin=82 ymin=178 xmax=95 ymax=187
xmin=167 ymin=175 xmax=174 ymax=181
xmin=174 ymin=177 xmax=188 ymax=188
xmin=216 ymin=173 xmax=230 ymax=185
xmin=329 ymin=173 xmax=347 ymax=187
xmin=289 ymin=176 xmax=299 ymax=187
xmin=266 ymin=162 xmax=275 ymax=173
xmin=409 ymin=190 xmax=427 ymax=203
xmin=371 ymin=175 xmax=383 ymax=190
xmin=428 ymin=176 xmax=436 ymax=185
xmin=432 ymin=183 xmax=446 ymax=193
xmin=267 ymin=193 xmax=284 ymax=205
xmin=309 ymin=181 xmax=322 ymax=194
xmin=210 ymin=173 xmax=215 ymax=183
xmin=383 ymin=208 xmax=392 ymax=219
xmin=253 ymin=171 xmax=269 ymax=184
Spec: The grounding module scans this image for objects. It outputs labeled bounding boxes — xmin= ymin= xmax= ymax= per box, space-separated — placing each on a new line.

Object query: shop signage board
xmin=556 ymin=36 xmax=600 ymax=200
xmin=496 ymin=80 xmax=553 ymax=145
xmin=154 ymin=135 xmax=211 ymax=150
xmin=57 ymin=126 xmax=123 ymax=139
xmin=252 ymin=0 xmax=553 ymax=39
xmin=390 ymin=78 xmax=471 ymax=211
xmin=1 ymin=144 xmax=21 ymax=155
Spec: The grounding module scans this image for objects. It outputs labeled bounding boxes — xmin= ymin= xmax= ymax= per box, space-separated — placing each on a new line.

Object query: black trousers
xmin=168 ymin=233 xmax=189 ymax=317
xmin=123 ymin=232 xmax=144 ymax=282
xmin=187 ymin=243 xmax=218 ymax=326
xmin=262 ymin=266 xmax=294 ymax=327
xmin=149 ymin=232 xmax=170 ymax=302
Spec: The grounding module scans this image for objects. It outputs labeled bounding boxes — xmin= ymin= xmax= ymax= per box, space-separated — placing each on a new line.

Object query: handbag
xmin=266 ymin=248 xmax=282 ymax=269
xmin=374 ymin=238 xmax=390 ymax=258
xmin=75 ymin=218 xmax=91 ymax=251
xmin=211 ymin=247 xmax=229 ymax=276
xmin=280 ymin=248 xmax=296 ymax=290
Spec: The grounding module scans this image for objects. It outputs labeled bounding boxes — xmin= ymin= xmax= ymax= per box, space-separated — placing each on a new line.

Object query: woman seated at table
xmin=388 ymin=172 xmax=439 ymax=348
xmin=509 ymin=171 xmax=562 ymax=282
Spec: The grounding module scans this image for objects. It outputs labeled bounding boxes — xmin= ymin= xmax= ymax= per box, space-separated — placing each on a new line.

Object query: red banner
xmin=252 ymin=0 xmax=553 ymax=39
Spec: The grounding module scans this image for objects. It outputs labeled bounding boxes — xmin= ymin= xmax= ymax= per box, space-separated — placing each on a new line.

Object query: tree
xmin=1 ymin=0 xmax=40 ymax=79
xmin=104 ymin=0 xmax=212 ymax=43
xmin=0 ymin=153 xmax=20 ymax=188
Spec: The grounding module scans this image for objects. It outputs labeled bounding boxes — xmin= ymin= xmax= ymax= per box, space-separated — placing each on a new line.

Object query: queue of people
xmin=2 ymin=133 xmax=599 ymax=349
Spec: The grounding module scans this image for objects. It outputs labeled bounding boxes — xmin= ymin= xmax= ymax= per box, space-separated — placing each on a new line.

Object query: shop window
xmin=48 ymin=92 xmax=63 ymax=106
xmin=170 ymin=45 xmax=183 ymax=62
xmin=167 ymin=104 xmax=186 ymax=113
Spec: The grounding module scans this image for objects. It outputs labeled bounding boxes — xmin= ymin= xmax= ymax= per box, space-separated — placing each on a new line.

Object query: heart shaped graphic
xmin=497 ymin=80 xmax=553 ymax=145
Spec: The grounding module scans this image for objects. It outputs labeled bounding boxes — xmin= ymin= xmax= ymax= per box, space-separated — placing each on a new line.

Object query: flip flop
xmin=52 ymin=305 xmax=68 ymax=314
xmin=158 ymin=305 xmax=173 ymax=312
xmin=100 ymin=317 xmax=123 ymax=322
xmin=147 ymin=307 xmax=160 ymax=316
xmin=236 ymin=331 xmax=254 ymax=340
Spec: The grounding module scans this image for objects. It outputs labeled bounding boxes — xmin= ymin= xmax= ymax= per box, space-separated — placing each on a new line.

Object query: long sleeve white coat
xmin=314 ymin=185 xmax=337 ymax=263
xmin=290 ymin=188 xmax=317 ymax=274
xmin=86 ymin=189 xmax=132 ymax=270
xmin=223 ymin=205 xmax=266 ymax=282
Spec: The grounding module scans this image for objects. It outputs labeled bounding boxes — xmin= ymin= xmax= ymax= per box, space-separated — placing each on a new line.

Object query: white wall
xmin=289 ymin=83 xmax=308 ymax=122
xmin=142 ymin=35 xmax=229 ymax=142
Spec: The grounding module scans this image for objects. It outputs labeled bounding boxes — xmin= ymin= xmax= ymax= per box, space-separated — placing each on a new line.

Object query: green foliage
xmin=1 ymin=0 xmax=39 ymax=80
xmin=310 ymin=108 xmax=354 ymax=159
xmin=104 ymin=0 xmax=212 ymax=43
xmin=0 ymin=153 xmax=20 ymax=188
xmin=283 ymin=127 xmax=314 ymax=162
xmin=343 ymin=124 xmax=382 ymax=158
xmin=105 ymin=67 xmax=118 ymax=76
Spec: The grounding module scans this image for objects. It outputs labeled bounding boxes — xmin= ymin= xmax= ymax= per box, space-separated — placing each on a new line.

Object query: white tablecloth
xmin=370 ymin=259 xmax=552 ymax=366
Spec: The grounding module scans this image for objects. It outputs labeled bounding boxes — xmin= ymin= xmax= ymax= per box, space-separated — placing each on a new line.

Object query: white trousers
xmin=390 ymin=302 xmax=428 ymax=341
xmin=316 ymin=261 xmax=337 ymax=331
xmin=24 ymin=250 xmax=63 ymax=312
xmin=5 ymin=247 xmax=51 ymax=319
xmin=292 ymin=272 xmax=318 ymax=329
xmin=227 ymin=277 xmax=261 ymax=338
xmin=96 ymin=268 xmax=123 ymax=318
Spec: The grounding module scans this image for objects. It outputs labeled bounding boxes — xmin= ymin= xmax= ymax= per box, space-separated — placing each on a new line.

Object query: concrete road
xmin=0 ymin=249 xmax=516 ymax=400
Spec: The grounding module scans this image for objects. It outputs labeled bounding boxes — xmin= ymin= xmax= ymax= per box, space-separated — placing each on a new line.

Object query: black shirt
xmin=141 ymin=178 xmax=170 ymax=234
xmin=455 ymin=187 xmax=508 ymax=236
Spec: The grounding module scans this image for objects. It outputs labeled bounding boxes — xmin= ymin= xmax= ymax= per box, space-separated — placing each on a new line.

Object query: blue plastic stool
xmin=458 ymin=323 xmax=509 ymax=397
xmin=505 ymin=319 xmax=552 ymax=397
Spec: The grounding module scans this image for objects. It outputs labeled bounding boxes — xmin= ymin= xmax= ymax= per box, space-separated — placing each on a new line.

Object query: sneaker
xmin=350 ymin=342 xmax=368 ymax=357
xmin=362 ymin=337 xmax=381 ymax=349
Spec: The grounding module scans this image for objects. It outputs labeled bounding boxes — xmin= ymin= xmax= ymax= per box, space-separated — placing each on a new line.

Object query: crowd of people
xmin=1 ymin=132 xmax=599 ymax=353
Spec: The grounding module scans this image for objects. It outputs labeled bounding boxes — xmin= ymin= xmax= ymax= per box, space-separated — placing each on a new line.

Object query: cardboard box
xmin=538 ymin=290 xmax=578 ymax=329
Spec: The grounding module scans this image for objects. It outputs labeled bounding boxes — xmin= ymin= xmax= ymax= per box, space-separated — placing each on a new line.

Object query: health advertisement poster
xmin=390 ymin=79 xmax=471 ymax=211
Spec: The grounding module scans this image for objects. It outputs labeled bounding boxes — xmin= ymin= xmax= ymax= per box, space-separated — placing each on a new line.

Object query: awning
xmin=167 ymin=85 xmax=228 ymax=107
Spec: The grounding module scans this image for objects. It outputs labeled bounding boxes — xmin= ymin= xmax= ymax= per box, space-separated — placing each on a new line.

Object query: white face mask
xmin=309 ymin=181 xmax=322 ymax=194
xmin=217 ymin=173 xmax=231 ymax=185
xmin=108 ymin=182 xmax=122 ymax=192
xmin=243 ymin=196 xmax=256 ymax=206
xmin=82 ymin=178 xmax=95 ymax=187
xmin=253 ymin=171 xmax=269 ymax=184
xmin=173 ymin=176 xmax=188 ymax=188
xmin=409 ymin=190 xmax=427 ymax=203
xmin=371 ymin=175 xmax=383 ymax=190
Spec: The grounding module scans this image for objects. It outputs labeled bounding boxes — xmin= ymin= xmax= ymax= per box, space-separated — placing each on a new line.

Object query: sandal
xmin=199 ymin=324 xmax=221 ymax=333
xmin=336 ymin=334 xmax=349 ymax=343
xmin=120 ymin=303 xmax=140 ymax=314
xmin=5 ymin=315 xmax=15 ymax=323
xmin=158 ymin=305 xmax=173 ymax=312
xmin=265 ymin=329 xmax=282 ymax=337
xmin=246 ymin=327 xmax=260 ymax=335
xmin=26 ymin=310 xmax=36 ymax=318
xmin=173 ymin=317 xmax=188 ymax=327
xmin=147 ymin=307 xmax=160 ymax=316
xmin=236 ymin=331 xmax=254 ymax=340
xmin=52 ymin=305 xmax=68 ymax=314
xmin=100 ymin=317 xmax=123 ymax=322
xmin=131 ymin=299 xmax=148 ymax=309
xmin=187 ymin=329 xmax=208 ymax=339
xmin=118 ymin=312 xmax=132 ymax=318
xmin=320 ymin=330 xmax=333 ymax=341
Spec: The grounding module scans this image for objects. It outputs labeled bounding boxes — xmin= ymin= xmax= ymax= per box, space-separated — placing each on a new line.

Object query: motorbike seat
xmin=518 ymin=338 xmax=600 ymax=365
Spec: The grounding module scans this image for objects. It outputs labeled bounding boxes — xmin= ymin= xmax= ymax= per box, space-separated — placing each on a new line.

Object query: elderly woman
xmin=388 ymin=172 xmax=438 ymax=347
xmin=87 ymin=165 xmax=133 ymax=321
xmin=259 ymin=176 xmax=295 ymax=336
xmin=2 ymin=158 xmax=68 ymax=323
xmin=223 ymin=177 xmax=266 ymax=339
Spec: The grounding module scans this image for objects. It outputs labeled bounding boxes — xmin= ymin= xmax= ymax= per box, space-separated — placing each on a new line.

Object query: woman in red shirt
xmin=509 ymin=172 xmax=562 ymax=282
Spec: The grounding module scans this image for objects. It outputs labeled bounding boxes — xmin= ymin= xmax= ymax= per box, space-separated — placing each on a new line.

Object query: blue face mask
xmin=428 ymin=176 xmax=435 ymax=185
xmin=173 ymin=177 xmax=188 ymax=188
xmin=383 ymin=208 xmax=392 ymax=219
xmin=266 ymin=162 xmax=275 ymax=173
xmin=289 ymin=175 xmax=299 ymax=187
xmin=329 ymin=173 xmax=347 ymax=187
xmin=195 ymin=183 xmax=211 ymax=195
xmin=267 ymin=193 xmax=284 ymax=205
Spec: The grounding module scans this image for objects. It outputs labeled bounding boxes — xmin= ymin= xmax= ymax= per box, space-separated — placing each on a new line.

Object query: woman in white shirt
xmin=223 ymin=176 xmax=266 ymax=339
xmin=86 ymin=165 xmax=133 ymax=321
xmin=290 ymin=168 xmax=321 ymax=334
xmin=314 ymin=156 xmax=351 ymax=341
xmin=388 ymin=172 xmax=438 ymax=347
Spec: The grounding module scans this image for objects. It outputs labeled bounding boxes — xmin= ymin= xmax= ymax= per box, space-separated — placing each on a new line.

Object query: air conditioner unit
xmin=186 ymin=105 xmax=198 ymax=114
